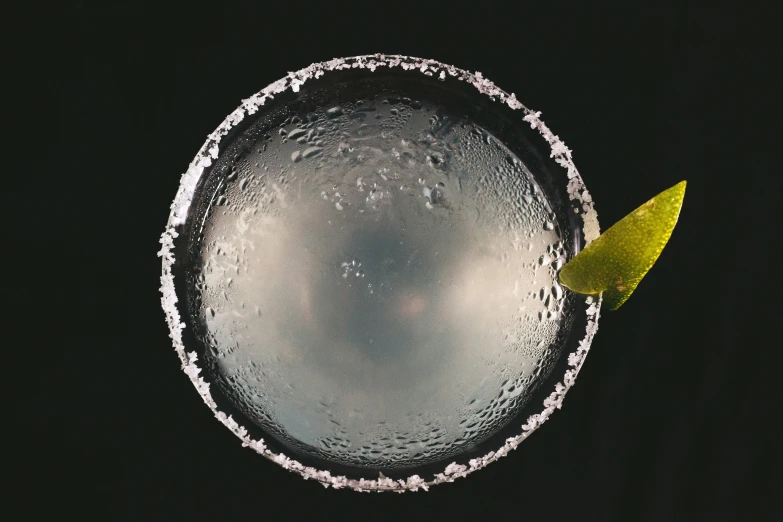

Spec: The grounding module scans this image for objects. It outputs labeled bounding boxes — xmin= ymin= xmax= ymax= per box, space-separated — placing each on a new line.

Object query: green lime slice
xmin=559 ymin=180 xmax=686 ymax=310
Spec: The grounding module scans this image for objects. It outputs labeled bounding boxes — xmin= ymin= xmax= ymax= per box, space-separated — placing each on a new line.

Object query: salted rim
xmin=158 ymin=54 xmax=602 ymax=492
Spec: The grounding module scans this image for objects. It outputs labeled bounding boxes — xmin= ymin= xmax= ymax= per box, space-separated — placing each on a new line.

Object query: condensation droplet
xmin=303 ymin=146 xmax=323 ymax=158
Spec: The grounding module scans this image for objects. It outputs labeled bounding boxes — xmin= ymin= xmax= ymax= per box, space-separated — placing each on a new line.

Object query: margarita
xmin=160 ymin=55 xmax=601 ymax=491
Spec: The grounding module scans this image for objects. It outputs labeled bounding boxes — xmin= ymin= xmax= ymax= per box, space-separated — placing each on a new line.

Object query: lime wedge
xmin=559 ymin=180 xmax=686 ymax=310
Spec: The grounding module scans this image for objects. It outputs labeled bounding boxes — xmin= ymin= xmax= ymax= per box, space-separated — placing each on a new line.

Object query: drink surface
xmin=189 ymin=78 xmax=575 ymax=469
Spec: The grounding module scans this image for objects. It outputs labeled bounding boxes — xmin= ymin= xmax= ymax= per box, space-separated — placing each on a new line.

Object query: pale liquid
xmin=190 ymin=86 xmax=573 ymax=469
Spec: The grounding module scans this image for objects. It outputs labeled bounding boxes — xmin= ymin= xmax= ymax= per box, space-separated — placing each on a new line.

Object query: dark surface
xmin=29 ymin=6 xmax=780 ymax=521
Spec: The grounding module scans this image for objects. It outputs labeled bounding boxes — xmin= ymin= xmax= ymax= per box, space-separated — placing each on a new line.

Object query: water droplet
xmin=430 ymin=184 xmax=446 ymax=205
xmin=291 ymin=150 xmax=302 ymax=162
xmin=366 ymin=189 xmax=382 ymax=204
xmin=288 ymin=128 xmax=307 ymax=140
xmin=544 ymin=221 xmax=554 ymax=231
xmin=303 ymin=146 xmax=323 ymax=159
xmin=335 ymin=201 xmax=344 ymax=211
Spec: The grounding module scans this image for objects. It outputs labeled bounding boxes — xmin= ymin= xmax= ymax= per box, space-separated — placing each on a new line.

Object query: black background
xmin=25 ymin=6 xmax=780 ymax=521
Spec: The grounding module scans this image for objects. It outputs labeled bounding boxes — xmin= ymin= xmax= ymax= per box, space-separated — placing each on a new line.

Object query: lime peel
xmin=559 ymin=180 xmax=686 ymax=310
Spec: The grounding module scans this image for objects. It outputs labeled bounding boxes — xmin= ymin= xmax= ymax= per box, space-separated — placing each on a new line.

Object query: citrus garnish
xmin=559 ymin=180 xmax=686 ymax=310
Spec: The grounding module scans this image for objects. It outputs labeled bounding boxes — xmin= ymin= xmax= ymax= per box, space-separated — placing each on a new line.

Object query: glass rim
xmin=158 ymin=54 xmax=602 ymax=492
